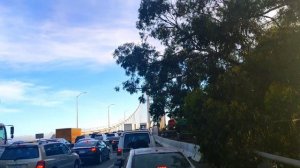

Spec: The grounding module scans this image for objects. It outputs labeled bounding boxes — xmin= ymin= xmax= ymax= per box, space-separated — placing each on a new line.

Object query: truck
xmin=55 ymin=128 xmax=81 ymax=144
xmin=0 ymin=123 xmax=14 ymax=145
xmin=124 ymin=123 xmax=132 ymax=131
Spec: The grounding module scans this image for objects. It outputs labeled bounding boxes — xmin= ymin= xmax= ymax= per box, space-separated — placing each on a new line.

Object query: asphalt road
xmin=83 ymin=147 xmax=118 ymax=168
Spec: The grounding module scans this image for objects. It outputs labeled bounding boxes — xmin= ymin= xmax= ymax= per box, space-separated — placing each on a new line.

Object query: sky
xmin=0 ymin=0 xmax=149 ymax=137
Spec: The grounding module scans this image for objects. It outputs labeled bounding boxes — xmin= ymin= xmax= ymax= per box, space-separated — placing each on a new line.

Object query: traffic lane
xmin=83 ymin=149 xmax=118 ymax=168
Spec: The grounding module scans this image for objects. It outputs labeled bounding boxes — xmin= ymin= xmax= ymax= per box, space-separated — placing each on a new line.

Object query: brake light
xmin=157 ymin=166 xmax=167 ymax=168
xmin=36 ymin=160 xmax=45 ymax=168
xmin=117 ymin=148 xmax=122 ymax=155
xmin=91 ymin=147 xmax=97 ymax=152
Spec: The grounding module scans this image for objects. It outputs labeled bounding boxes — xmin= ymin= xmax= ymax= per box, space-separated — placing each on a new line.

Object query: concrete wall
xmin=154 ymin=135 xmax=201 ymax=162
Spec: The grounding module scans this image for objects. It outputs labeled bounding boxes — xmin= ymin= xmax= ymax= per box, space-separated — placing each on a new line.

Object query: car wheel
xmin=74 ymin=160 xmax=80 ymax=168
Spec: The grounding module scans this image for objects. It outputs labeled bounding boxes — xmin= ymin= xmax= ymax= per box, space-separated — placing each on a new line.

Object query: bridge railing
xmin=82 ymin=104 xmax=142 ymax=134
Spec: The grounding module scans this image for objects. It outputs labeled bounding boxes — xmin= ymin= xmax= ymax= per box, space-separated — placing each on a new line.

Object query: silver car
xmin=121 ymin=147 xmax=195 ymax=168
xmin=0 ymin=142 xmax=80 ymax=168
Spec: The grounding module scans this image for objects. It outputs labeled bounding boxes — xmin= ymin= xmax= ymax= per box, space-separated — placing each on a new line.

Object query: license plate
xmin=79 ymin=151 xmax=86 ymax=154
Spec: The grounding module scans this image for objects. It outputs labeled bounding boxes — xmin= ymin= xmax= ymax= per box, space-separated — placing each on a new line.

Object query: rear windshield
xmin=74 ymin=141 xmax=97 ymax=147
xmin=124 ymin=133 xmax=150 ymax=149
xmin=106 ymin=134 xmax=115 ymax=137
xmin=0 ymin=146 xmax=39 ymax=160
xmin=133 ymin=152 xmax=192 ymax=168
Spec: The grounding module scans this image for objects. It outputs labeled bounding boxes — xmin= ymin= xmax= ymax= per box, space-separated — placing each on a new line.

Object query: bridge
xmin=82 ymin=101 xmax=152 ymax=134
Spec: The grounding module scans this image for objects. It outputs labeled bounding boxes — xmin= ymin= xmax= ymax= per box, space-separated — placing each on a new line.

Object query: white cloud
xmin=0 ymin=24 xmax=140 ymax=66
xmin=0 ymin=80 xmax=79 ymax=107
xmin=0 ymin=107 xmax=20 ymax=113
xmin=0 ymin=81 xmax=31 ymax=101
xmin=0 ymin=1 xmax=141 ymax=70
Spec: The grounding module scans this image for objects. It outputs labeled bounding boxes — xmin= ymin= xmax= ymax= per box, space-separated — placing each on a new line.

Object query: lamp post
xmin=108 ymin=104 xmax=115 ymax=128
xmin=76 ymin=92 xmax=87 ymax=128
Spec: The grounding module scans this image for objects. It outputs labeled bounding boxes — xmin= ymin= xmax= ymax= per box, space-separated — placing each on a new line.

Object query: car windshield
xmin=0 ymin=146 xmax=39 ymax=160
xmin=74 ymin=141 xmax=97 ymax=147
xmin=124 ymin=133 xmax=150 ymax=149
xmin=133 ymin=152 xmax=192 ymax=168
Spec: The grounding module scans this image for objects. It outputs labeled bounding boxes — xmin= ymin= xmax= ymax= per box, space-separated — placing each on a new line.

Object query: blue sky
xmin=0 ymin=0 xmax=148 ymax=137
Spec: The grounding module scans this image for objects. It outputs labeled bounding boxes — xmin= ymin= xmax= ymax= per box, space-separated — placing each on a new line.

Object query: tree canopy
xmin=113 ymin=0 xmax=300 ymax=167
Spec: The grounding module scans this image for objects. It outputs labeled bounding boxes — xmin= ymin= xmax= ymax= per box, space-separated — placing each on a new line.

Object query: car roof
xmin=7 ymin=143 xmax=39 ymax=148
xmin=77 ymin=139 xmax=98 ymax=143
xmin=123 ymin=130 xmax=150 ymax=134
xmin=133 ymin=147 xmax=180 ymax=155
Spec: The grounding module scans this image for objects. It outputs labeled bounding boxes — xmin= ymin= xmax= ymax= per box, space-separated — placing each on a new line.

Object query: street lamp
xmin=108 ymin=104 xmax=115 ymax=128
xmin=76 ymin=92 xmax=87 ymax=128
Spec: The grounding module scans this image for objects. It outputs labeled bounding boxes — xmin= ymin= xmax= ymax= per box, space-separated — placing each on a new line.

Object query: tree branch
xmin=262 ymin=15 xmax=282 ymax=28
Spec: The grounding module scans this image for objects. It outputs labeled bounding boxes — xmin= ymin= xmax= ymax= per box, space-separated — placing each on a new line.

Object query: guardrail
xmin=256 ymin=151 xmax=300 ymax=167
xmin=154 ymin=135 xmax=300 ymax=168
xmin=154 ymin=135 xmax=201 ymax=162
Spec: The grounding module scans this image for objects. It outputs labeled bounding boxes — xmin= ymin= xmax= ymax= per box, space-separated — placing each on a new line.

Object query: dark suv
xmin=115 ymin=130 xmax=156 ymax=167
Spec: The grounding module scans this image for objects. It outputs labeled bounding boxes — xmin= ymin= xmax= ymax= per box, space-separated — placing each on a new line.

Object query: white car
xmin=119 ymin=147 xmax=195 ymax=168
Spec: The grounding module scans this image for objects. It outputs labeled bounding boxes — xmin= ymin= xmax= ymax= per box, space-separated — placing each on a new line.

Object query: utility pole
xmin=76 ymin=92 xmax=87 ymax=128
xmin=147 ymin=95 xmax=151 ymax=129
xmin=108 ymin=104 xmax=115 ymax=129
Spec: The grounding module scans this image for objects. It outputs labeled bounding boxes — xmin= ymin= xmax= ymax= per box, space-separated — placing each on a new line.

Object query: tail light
xmin=36 ymin=160 xmax=45 ymax=168
xmin=91 ymin=147 xmax=97 ymax=152
xmin=117 ymin=148 xmax=122 ymax=156
xmin=157 ymin=166 xmax=167 ymax=168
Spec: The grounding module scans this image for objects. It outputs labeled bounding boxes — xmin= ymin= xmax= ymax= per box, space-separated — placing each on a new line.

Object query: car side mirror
xmin=10 ymin=126 xmax=14 ymax=138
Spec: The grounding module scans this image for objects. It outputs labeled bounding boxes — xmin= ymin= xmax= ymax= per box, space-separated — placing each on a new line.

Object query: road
xmin=83 ymin=147 xmax=118 ymax=168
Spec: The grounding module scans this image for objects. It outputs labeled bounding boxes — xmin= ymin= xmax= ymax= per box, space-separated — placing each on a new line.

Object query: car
xmin=116 ymin=147 xmax=195 ymax=168
xmin=75 ymin=135 xmax=90 ymax=143
xmin=0 ymin=142 xmax=80 ymax=168
xmin=116 ymin=130 xmax=156 ymax=166
xmin=72 ymin=139 xmax=110 ymax=164
xmin=105 ymin=133 xmax=116 ymax=143
xmin=104 ymin=133 xmax=120 ymax=150
xmin=93 ymin=134 xmax=103 ymax=141
xmin=51 ymin=138 xmax=73 ymax=148
xmin=111 ymin=138 xmax=119 ymax=151
xmin=76 ymin=138 xmax=95 ymax=143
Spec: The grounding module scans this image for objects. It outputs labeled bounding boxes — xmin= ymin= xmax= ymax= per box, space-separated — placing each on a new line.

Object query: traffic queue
xmin=0 ymin=130 xmax=195 ymax=168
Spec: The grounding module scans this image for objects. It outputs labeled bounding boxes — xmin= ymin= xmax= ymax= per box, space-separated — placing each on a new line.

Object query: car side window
xmin=59 ymin=143 xmax=70 ymax=154
xmin=44 ymin=143 xmax=65 ymax=156
xmin=100 ymin=141 xmax=106 ymax=147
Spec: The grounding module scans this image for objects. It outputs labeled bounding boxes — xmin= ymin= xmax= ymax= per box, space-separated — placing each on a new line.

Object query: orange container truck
xmin=55 ymin=128 xmax=81 ymax=143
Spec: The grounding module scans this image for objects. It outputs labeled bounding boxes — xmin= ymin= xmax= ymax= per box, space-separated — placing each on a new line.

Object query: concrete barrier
xmin=154 ymin=135 xmax=201 ymax=162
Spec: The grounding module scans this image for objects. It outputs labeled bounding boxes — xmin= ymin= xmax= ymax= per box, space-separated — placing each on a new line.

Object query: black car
xmin=73 ymin=139 xmax=110 ymax=164
xmin=75 ymin=135 xmax=90 ymax=143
